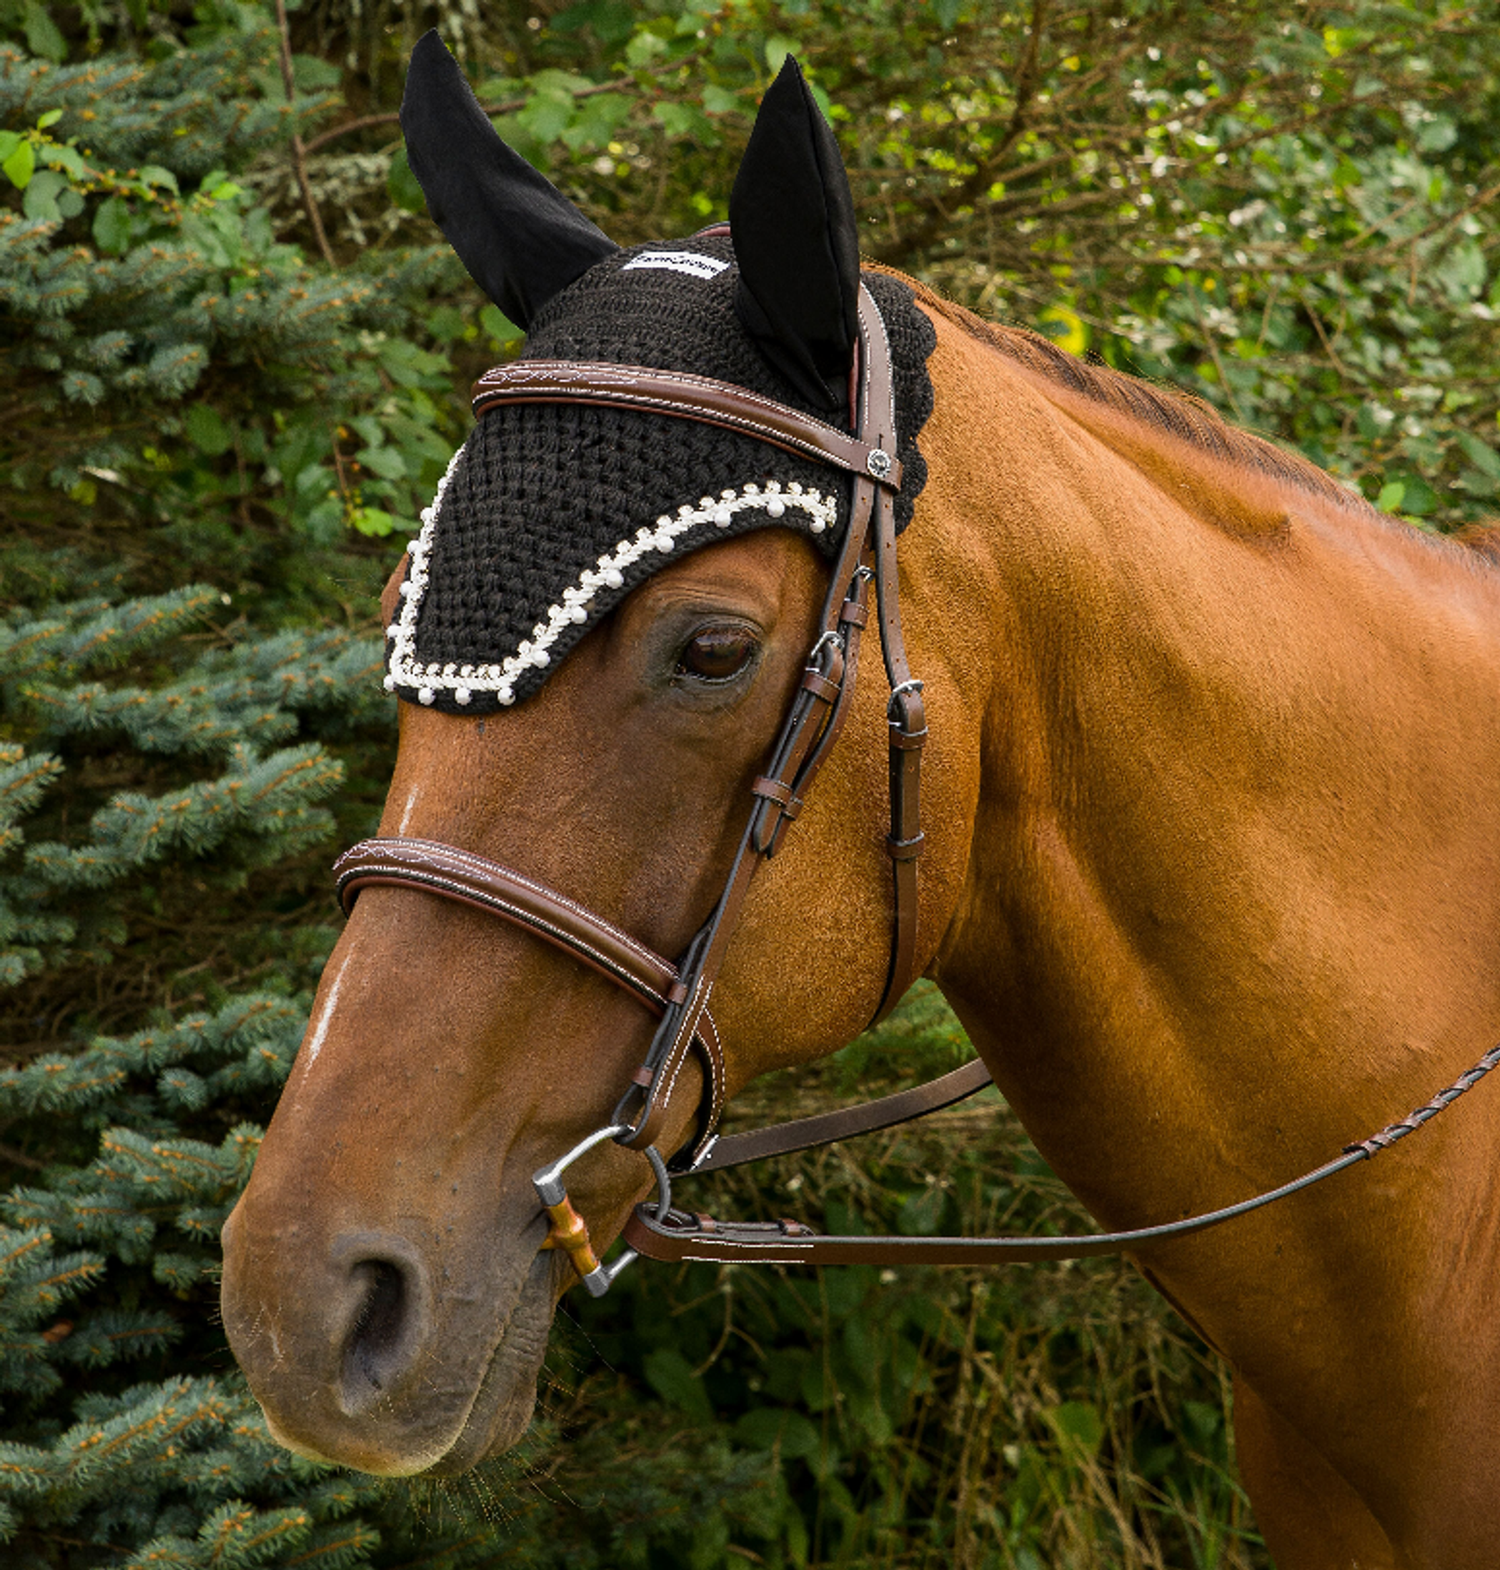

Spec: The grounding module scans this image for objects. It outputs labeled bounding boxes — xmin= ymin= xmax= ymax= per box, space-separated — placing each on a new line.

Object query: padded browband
xmin=471 ymin=360 xmax=904 ymax=488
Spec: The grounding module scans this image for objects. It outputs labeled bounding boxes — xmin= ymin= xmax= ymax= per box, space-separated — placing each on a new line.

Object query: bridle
xmin=333 ymin=265 xmax=1500 ymax=1297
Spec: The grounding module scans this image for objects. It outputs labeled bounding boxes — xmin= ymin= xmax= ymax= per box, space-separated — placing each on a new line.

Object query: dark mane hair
xmin=893 ymin=273 xmax=1376 ymax=521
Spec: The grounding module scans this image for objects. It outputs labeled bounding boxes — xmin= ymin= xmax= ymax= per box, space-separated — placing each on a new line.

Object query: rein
xmin=334 ymin=276 xmax=1500 ymax=1298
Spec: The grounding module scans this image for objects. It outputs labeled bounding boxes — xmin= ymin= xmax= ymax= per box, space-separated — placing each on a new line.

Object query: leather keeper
xmin=887 ymin=832 xmax=925 ymax=862
xmin=751 ymin=776 xmax=796 ymax=809
xmin=839 ymin=599 xmax=869 ymax=629
xmin=800 ymin=669 xmax=841 ymax=703
xmin=889 ymin=723 xmax=929 ymax=751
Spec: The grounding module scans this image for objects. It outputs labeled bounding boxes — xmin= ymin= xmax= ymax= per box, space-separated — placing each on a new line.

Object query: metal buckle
xmin=887 ymin=676 xmax=924 ymax=723
xmin=533 ymin=1125 xmax=673 ymax=1297
xmin=808 ymin=628 xmax=845 ymax=668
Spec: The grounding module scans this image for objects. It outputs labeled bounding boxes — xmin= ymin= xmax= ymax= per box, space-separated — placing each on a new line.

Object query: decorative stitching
xmin=339 ymin=838 xmax=678 ymax=978
xmin=385 ymin=478 xmax=836 ymax=708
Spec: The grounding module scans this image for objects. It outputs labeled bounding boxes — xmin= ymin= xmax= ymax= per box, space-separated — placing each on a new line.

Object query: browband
xmin=472 ymin=360 xmax=903 ymax=489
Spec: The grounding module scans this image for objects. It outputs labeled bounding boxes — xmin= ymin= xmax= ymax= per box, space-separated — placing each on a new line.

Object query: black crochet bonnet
xmin=384 ymin=235 xmax=936 ymax=713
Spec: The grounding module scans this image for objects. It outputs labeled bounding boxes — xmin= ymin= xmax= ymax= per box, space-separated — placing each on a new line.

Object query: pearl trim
xmin=384 ymin=457 xmax=838 ymax=709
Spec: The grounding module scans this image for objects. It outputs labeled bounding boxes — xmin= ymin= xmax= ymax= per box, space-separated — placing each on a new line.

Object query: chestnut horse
xmin=221 ymin=40 xmax=1500 ymax=1570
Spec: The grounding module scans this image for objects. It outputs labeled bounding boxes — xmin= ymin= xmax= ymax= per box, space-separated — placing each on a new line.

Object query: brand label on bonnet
xmin=621 ymin=250 xmax=731 ymax=281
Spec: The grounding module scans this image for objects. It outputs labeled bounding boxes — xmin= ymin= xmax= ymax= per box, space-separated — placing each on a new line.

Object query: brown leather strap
xmin=623 ymin=1043 xmax=1500 ymax=1270
xmin=857 ymin=294 xmax=926 ymax=1024
xmin=472 ymin=360 xmax=903 ymax=489
xmin=607 ymin=285 xmax=918 ymax=1167
xmin=334 ymin=836 xmax=724 ymax=1134
xmin=619 ymin=1139 xmax=1428 ymax=1267
xmin=693 ymin=1057 xmax=992 ymax=1173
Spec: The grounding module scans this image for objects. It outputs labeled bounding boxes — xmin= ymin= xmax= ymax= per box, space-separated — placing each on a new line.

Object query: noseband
xmin=333 ymin=274 xmax=1500 ymax=1297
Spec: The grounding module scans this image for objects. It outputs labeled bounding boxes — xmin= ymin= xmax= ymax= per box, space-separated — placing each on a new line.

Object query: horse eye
xmin=675 ymin=626 xmax=759 ymax=682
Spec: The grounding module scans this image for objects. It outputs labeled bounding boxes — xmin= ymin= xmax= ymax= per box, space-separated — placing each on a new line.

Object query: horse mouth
xmin=418 ymin=1249 xmax=562 ymax=1477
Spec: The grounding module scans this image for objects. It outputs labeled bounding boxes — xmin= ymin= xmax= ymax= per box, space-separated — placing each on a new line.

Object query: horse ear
xmin=399 ymin=30 xmax=619 ymax=330
xmin=729 ymin=56 xmax=860 ymax=413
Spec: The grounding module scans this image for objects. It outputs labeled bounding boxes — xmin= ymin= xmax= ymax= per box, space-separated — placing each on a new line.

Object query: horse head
xmin=219 ymin=37 xmax=974 ymax=1476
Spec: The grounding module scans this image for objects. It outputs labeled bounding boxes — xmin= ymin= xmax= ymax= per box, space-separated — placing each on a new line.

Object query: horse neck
xmin=915 ymin=316 xmax=1500 ymax=1225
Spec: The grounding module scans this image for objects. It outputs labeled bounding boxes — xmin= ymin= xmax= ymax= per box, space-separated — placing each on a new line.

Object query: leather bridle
xmin=333 ymin=270 xmax=1500 ymax=1297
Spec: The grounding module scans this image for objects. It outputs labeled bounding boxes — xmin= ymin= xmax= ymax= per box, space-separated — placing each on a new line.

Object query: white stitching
xmin=390 ymin=839 xmax=679 ymax=976
xmin=476 ymin=361 xmax=845 ymax=435
xmin=385 ymin=475 xmax=836 ymax=708
xmin=337 ymin=841 xmax=721 ymax=1075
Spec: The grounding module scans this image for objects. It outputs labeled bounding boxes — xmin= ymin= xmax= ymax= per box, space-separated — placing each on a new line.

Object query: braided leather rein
xmin=334 ymin=274 xmax=1500 ymax=1295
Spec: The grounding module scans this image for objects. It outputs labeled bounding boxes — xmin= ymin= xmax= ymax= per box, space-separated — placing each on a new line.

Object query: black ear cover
xmin=729 ymin=57 xmax=860 ymax=412
xmin=400 ymin=30 xmax=618 ymax=329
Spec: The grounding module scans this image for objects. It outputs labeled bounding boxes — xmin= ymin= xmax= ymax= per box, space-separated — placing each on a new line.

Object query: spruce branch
xmin=273 ymin=0 xmax=334 ymax=268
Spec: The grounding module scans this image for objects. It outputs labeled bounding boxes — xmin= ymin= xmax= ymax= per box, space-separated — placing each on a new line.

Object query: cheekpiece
xmin=384 ymin=235 xmax=936 ymax=714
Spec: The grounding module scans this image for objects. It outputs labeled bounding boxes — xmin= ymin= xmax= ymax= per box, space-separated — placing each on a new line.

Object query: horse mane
xmin=1445 ymin=521 xmax=1500 ymax=564
xmin=886 ymin=274 xmax=1376 ymax=532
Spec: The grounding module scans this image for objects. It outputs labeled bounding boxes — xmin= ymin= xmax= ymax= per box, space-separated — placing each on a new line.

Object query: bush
xmin=3 ymin=1 xmax=1495 ymax=1565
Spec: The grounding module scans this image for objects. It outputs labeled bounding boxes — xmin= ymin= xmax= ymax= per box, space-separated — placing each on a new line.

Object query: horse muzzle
xmin=220 ymin=1193 xmax=560 ymax=1475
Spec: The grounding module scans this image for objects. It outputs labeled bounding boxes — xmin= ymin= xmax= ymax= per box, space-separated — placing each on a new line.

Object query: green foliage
xmin=392 ymin=0 xmax=1500 ymax=535
xmin=0 ymin=23 xmax=464 ymax=564
xmin=527 ymin=993 xmax=1263 ymax=1568
xmin=1 ymin=0 xmax=1495 ymax=1566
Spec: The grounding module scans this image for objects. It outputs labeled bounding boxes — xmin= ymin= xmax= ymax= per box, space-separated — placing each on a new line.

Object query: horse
xmin=219 ymin=35 xmax=1500 ymax=1569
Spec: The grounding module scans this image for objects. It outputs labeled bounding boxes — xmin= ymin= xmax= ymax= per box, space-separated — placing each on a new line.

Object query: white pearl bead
xmin=767 ymin=499 xmax=785 ymax=518
xmin=455 ymin=688 xmax=471 ymax=705
xmin=714 ymin=509 xmax=732 ymax=527
xmin=418 ymin=688 xmax=435 ymax=705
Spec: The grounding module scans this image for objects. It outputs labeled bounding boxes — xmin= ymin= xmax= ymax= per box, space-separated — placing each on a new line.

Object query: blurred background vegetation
xmin=1 ymin=1 xmax=1495 ymax=1564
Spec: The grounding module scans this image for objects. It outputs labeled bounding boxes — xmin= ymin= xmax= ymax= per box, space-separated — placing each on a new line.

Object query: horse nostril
xmin=349 ymin=1261 xmax=404 ymax=1387
xmin=338 ymin=1249 xmax=429 ymax=1415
